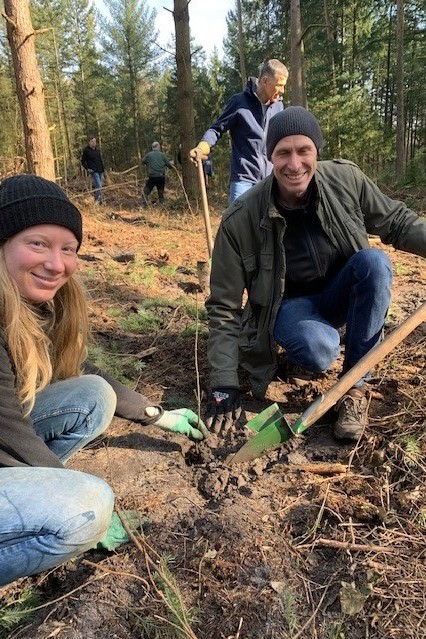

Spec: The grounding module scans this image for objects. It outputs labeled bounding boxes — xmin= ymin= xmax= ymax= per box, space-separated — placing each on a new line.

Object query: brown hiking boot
xmin=333 ymin=387 xmax=369 ymax=441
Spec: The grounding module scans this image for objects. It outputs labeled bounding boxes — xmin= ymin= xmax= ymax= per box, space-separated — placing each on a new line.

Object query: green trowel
xmin=229 ymin=301 xmax=426 ymax=465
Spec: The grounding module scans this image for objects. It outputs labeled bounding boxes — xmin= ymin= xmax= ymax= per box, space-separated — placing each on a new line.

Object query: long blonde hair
xmin=0 ymin=249 xmax=89 ymax=414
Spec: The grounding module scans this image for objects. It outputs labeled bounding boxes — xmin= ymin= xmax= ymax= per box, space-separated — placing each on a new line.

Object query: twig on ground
xmin=116 ymin=507 xmax=199 ymax=639
xmin=272 ymin=462 xmax=348 ymax=475
xmin=171 ymin=165 xmax=195 ymax=216
xmin=81 ymin=559 xmax=150 ymax=592
xmin=193 ymin=292 xmax=202 ymax=425
xmin=292 ymin=580 xmax=332 ymax=639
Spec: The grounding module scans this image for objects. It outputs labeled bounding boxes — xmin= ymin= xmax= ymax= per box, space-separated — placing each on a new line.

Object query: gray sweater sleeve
xmin=83 ymin=362 xmax=163 ymax=425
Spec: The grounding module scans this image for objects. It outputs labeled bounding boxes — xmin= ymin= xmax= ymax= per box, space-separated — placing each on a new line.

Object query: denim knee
xmin=82 ymin=375 xmax=117 ymax=436
xmin=31 ymin=375 xmax=117 ymax=464
xmin=352 ymin=248 xmax=393 ymax=286
xmin=0 ymin=468 xmax=115 ymax=585
xmin=290 ymin=334 xmax=340 ymax=372
xmin=56 ymin=472 xmax=115 ymax=547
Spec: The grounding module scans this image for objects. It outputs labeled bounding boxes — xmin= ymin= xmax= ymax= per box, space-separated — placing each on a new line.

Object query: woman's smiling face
xmin=3 ymin=224 xmax=79 ymax=302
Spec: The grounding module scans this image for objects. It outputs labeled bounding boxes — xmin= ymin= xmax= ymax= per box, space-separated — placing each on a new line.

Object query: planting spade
xmin=229 ymin=302 xmax=426 ymax=465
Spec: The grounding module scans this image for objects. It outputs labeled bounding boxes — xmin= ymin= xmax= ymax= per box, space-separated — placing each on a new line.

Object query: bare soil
xmin=1 ymin=176 xmax=425 ymax=639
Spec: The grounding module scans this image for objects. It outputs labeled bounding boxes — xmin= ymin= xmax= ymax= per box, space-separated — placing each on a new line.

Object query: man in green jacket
xmin=141 ymin=141 xmax=174 ymax=206
xmin=205 ymin=107 xmax=426 ymax=441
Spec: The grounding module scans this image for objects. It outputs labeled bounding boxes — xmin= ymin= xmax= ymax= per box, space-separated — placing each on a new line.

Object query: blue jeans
xmin=91 ymin=171 xmax=103 ymax=202
xmin=0 ymin=375 xmax=117 ymax=585
xmin=229 ymin=180 xmax=254 ymax=204
xmin=273 ymin=249 xmax=393 ymax=386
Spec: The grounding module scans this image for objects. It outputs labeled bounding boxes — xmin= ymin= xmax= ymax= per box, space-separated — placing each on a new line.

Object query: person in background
xmin=81 ymin=136 xmax=105 ymax=204
xmin=190 ymin=59 xmax=288 ymax=203
xmin=141 ymin=141 xmax=174 ymax=206
xmin=205 ymin=107 xmax=426 ymax=440
xmin=203 ymin=154 xmax=213 ymax=188
xmin=0 ymin=174 xmax=207 ymax=586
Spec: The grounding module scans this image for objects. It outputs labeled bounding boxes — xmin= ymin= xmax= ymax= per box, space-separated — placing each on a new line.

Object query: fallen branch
xmin=109 ymin=165 xmax=138 ymax=175
xmin=272 ymin=462 xmax=348 ymax=475
xmin=133 ymin=346 xmax=158 ymax=359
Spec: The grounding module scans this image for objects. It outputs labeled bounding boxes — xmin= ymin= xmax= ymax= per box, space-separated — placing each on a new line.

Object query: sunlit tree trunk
xmin=3 ymin=0 xmax=55 ymax=180
xmin=395 ymin=0 xmax=405 ymax=179
xmin=236 ymin=0 xmax=246 ymax=89
xmin=290 ymin=0 xmax=306 ymax=107
xmin=173 ymin=0 xmax=197 ymax=198
xmin=384 ymin=9 xmax=393 ymax=134
xmin=323 ymin=0 xmax=341 ymax=155
xmin=128 ymin=56 xmax=141 ymax=161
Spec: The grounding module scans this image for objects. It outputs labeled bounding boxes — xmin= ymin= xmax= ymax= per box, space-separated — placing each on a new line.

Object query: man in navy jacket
xmin=190 ymin=59 xmax=288 ymax=203
xmin=81 ymin=136 xmax=105 ymax=203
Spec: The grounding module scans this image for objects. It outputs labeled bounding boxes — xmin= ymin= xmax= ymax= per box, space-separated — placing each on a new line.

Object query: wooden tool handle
xmin=197 ymin=159 xmax=214 ymax=258
xmin=300 ymin=301 xmax=426 ymax=429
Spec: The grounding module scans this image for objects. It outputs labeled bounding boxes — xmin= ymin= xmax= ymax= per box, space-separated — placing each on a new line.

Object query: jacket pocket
xmin=239 ymin=304 xmax=257 ymax=351
xmin=242 ymin=252 xmax=273 ymax=306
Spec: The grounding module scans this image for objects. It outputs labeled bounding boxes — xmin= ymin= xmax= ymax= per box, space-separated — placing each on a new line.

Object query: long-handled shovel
xmin=229 ymin=301 xmax=426 ymax=465
xmin=197 ymin=159 xmax=214 ymax=258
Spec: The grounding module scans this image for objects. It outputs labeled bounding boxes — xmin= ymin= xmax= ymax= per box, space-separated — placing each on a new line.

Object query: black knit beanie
xmin=266 ymin=106 xmax=323 ymax=160
xmin=0 ymin=174 xmax=83 ymax=249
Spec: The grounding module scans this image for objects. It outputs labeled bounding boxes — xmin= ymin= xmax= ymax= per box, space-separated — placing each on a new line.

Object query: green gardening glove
xmin=145 ymin=407 xmax=209 ymax=441
xmin=94 ymin=510 xmax=147 ymax=551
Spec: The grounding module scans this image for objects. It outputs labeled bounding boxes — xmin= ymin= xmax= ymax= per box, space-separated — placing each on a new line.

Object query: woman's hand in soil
xmin=145 ymin=407 xmax=209 ymax=440
xmin=205 ymin=387 xmax=241 ymax=434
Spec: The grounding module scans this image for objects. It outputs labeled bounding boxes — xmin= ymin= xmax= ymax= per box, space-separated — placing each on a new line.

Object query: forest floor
xmin=1 ymin=172 xmax=425 ymax=639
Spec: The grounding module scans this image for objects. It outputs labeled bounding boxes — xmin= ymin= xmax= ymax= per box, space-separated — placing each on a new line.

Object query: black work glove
xmin=205 ymin=387 xmax=241 ymax=434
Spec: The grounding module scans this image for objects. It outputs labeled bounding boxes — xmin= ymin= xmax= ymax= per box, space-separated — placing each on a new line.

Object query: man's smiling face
xmin=271 ymin=135 xmax=317 ymax=206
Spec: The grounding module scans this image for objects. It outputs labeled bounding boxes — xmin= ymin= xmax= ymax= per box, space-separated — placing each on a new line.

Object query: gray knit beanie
xmin=266 ymin=106 xmax=323 ymax=159
xmin=0 ymin=174 xmax=82 ymax=249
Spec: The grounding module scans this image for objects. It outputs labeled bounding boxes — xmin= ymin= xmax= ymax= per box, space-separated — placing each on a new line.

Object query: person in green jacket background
xmin=141 ymin=141 xmax=174 ymax=206
xmin=205 ymin=107 xmax=426 ymax=441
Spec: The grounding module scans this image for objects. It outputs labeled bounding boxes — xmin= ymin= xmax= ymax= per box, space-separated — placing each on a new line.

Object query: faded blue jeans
xmin=0 ymin=375 xmax=117 ymax=586
xmin=91 ymin=171 xmax=103 ymax=202
xmin=229 ymin=179 xmax=254 ymax=204
xmin=273 ymin=249 xmax=393 ymax=386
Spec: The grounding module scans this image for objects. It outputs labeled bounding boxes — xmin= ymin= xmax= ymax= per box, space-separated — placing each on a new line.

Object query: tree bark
xmin=173 ymin=0 xmax=197 ymax=198
xmin=395 ymin=0 xmax=405 ymax=179
xmin=128 ymin=55 xmax=141 ymax=161
xmin=3 ymin=0 xmax=55 ymax=180
xmin=236 ymin=0 xmax=246 ymax=90
xmin=290 ymin=0 xmax=306 ymax=107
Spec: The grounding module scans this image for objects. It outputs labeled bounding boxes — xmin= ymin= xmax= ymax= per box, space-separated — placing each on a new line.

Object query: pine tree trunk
xmin=395 ymin=0 xmax=405 ymax=179
xmin=3 ymin=0 xmax=55 ymax=180
xmin=290 ymin=0 xmax=307 ymax=107
xmin=173 ymin=0 xmax=197 ymax=199
xmin=236 ymin=0 xmax=246 ymax=90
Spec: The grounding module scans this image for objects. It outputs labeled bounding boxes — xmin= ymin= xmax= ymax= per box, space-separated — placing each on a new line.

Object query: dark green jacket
xmin=206 ymin=160 xmax=426 ymax=398
xmin=141 ymin=150 xmax=172 ymax=177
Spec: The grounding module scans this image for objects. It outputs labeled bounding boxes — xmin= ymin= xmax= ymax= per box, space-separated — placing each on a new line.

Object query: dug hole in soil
xmin=1 ymin=178 xmax=425 ymax=639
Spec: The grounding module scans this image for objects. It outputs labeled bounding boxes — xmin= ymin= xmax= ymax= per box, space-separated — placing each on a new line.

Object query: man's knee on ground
xmin=285 ymin=335 xmax=340 ymax=373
